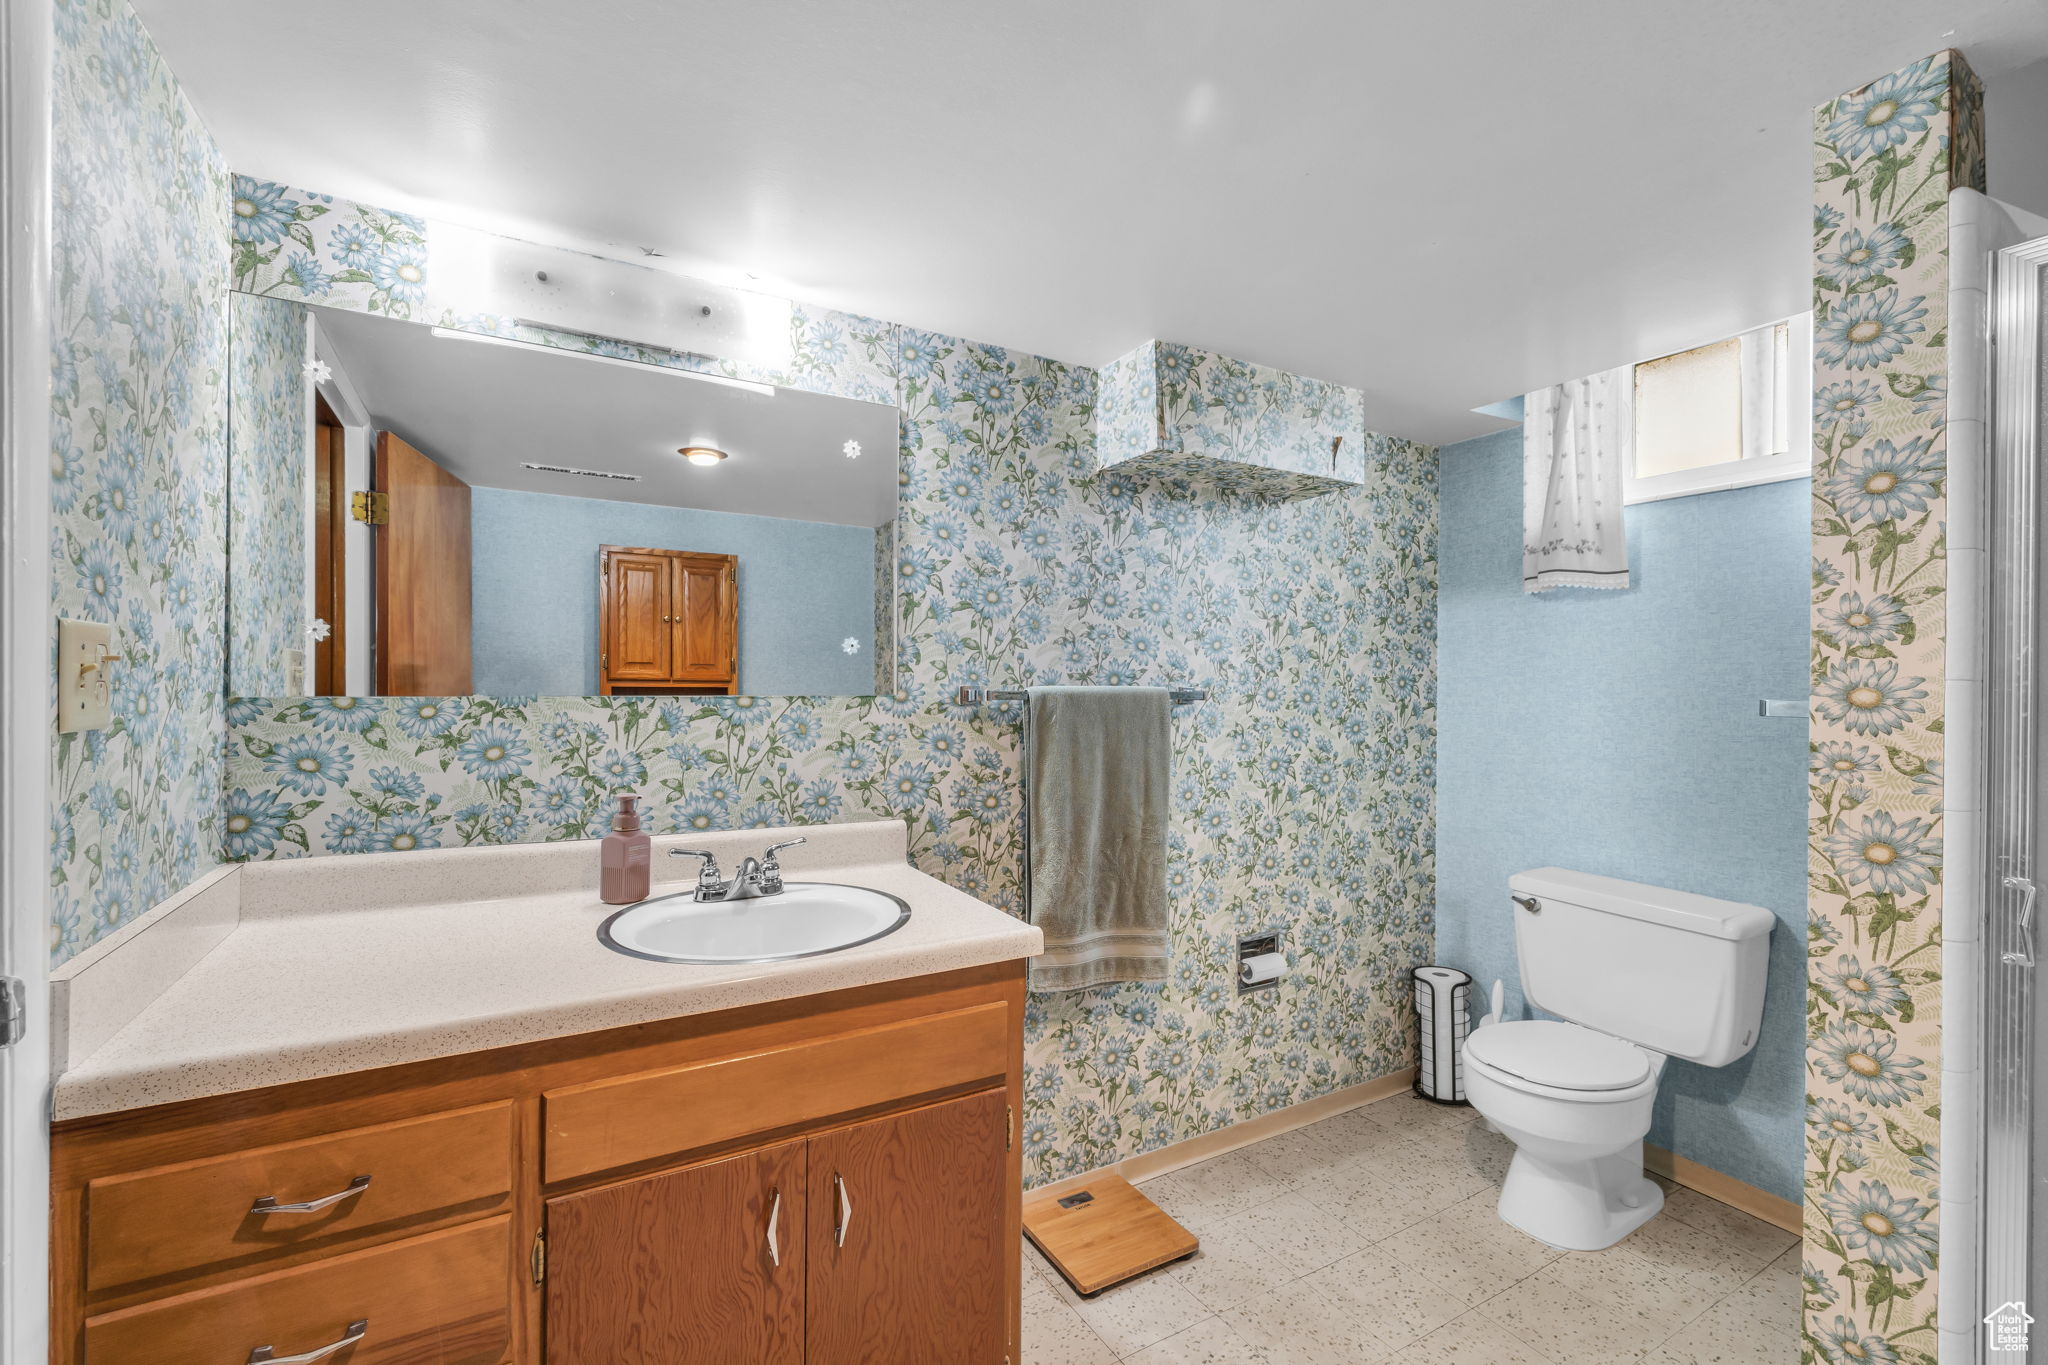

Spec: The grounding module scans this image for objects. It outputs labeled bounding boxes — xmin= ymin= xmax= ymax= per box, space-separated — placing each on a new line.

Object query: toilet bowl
xmin=1465 ymin=868 xmax=1775 ymax=1250
xmin=1463 ymin=1019 xmax=1665 ymax=1249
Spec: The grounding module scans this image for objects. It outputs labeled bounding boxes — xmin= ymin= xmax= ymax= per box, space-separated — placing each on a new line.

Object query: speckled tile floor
xmin=1021 ymin=1091 xmax=1801 ymax=1364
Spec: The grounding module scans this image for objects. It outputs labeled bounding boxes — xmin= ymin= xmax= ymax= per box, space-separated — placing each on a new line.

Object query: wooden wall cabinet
xmin=598 ymin=545 xmax=737 ymax=696
xmin=51 ymin=962 xmax=1025 ymax=1365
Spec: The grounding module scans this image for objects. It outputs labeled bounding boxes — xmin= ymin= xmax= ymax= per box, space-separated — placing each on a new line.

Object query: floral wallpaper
xmin=226 ymin=292 xmax=308 ymax=696
xmin=231 ymin=176 xmax=427 ymax=319
xmin=48 ymin=0 xmax=230 ymax=965
xmin=215 ymin=184 xmax=1440 ymax=1182
xmin=1098 ymin=339 xmax=1368 ymax=498
xmin=1803 ymin=50 xmax=1980 ymax=1363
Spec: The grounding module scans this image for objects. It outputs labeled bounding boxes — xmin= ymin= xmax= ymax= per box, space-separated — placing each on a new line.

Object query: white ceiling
xmin=147 ymin=0 xmax=2048 ymax=446
xmin=310 ymin=306 xmax=900 ymax=527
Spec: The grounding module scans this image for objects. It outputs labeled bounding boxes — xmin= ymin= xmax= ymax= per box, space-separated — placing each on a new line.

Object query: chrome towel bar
xmin=953 ymin=685 xmax=1209 ymax=706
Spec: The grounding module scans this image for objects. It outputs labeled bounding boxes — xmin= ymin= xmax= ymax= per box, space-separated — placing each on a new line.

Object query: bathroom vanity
xmin=46 ymin=821 xmax=1040 ymax=1365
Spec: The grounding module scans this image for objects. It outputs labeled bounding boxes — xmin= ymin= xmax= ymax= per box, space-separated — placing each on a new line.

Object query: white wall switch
xmin=57 ymin=618 xmax=118 ymax=733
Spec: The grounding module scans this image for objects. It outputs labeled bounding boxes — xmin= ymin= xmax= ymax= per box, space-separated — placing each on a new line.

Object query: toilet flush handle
xmin=1511 ymin=895 xmax=1542 ymax=914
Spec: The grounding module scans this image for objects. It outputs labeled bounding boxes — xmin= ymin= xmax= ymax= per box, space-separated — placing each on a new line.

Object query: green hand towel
xmin=1025 ymin=686 xmax=1171 ymax=993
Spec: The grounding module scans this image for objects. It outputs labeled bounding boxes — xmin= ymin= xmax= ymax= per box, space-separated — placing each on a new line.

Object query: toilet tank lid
xmin=1509 ymin=868 xmax=1775 ymax=941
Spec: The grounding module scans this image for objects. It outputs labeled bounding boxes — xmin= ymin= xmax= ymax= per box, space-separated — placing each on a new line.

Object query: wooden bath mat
xmin=1022 ymin=1174 xmax=1198 ymax=1296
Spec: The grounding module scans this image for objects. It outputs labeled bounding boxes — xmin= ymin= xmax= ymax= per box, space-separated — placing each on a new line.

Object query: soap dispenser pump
xmin=600 ymin=793 xmax=650 ymax=904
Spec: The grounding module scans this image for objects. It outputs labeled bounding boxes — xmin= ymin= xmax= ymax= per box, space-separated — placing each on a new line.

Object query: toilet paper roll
xmin=1239 ymin=952 xmax=1286 ymax=985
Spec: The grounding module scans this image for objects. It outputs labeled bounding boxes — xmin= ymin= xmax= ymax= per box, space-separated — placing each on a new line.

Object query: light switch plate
xmin=57 ymin=618 xmax=115 ymax=733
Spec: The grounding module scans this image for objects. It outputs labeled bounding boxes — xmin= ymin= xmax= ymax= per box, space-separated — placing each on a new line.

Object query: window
xmin=1623 ymin=314 xmax=1811 ymax=504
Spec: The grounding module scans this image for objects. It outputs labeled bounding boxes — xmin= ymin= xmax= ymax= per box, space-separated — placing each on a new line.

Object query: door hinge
xmin=0 ymin=977 xmax=23 ymax=1049
xmin=350 ymin=490 xmax=389 ymax=525
xmin=1006 ymin=1105 xmax=1014 ymax=1151
xmin=601 ymin=651 xmax=608 ymax=670
xmin=530 ymin=1227 xmax=546 ymax=1285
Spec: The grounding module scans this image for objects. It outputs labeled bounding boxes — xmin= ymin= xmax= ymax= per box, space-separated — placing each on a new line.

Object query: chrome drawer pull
xmin=766 ymin=1187 xmax=782 ymax=1267
xmin=247 ymin=1318 xmax=367 ymax=1364
xmin=834 ymin=1173 xmax=852 ymax=1248
xmin=250 ymin=1175 xmax=370 ymax=1215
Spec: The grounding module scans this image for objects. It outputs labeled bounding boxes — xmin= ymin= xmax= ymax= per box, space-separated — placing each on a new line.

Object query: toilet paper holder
xmin=1237 ymin=932 xmax=1281 ymax=996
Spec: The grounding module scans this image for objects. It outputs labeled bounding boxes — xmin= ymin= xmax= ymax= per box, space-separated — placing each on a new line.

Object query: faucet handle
xmin=668 ymin=848 xmax=727 ymax=897
xmin=759 ymin=837 xmax=805 ymax=892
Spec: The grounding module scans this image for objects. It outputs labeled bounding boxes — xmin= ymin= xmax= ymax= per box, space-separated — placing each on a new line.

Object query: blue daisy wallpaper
xmin=226 ymin=290 xmax=309 ymax=696
xmin=1802 ymin=49 xmax=1980 ymax=1363
xmin=48 ymin=0 xmax=230 ymax=964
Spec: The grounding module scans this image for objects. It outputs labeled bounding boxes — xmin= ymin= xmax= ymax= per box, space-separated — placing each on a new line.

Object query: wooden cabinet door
xmin=374 ymin=432 xmax=472 ymax=695
xmin=600 ymin=548 xmax=673 ymax=686
xmin=671 ymin=553 xmax=736 ymax=688
xmin=544 ymin=1139 xmax=804 ymax=1365
xmin=806 ymin=1090 xmax=1009 ymax=1365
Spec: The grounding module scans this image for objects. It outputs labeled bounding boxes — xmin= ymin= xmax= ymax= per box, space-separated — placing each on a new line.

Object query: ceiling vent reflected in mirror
xmin=521 ymin=462 xmax=642 ymax=482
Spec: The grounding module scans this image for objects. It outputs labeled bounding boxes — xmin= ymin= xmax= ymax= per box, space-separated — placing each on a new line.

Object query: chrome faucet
xmin=668 ymin=838 xmax=806 ymax=902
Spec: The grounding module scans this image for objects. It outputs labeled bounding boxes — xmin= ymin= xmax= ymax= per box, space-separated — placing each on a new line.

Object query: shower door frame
xmin=1981 ymin=231 xmax=2048 ymax=1363
xmin=0 ymin=0 xmax=52 ymax=1357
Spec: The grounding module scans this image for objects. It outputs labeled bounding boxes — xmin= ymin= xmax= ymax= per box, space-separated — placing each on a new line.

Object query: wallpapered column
xmin=47 ymin=0 xmax=231 ymax=964
xmin=1804 ymin=50 xmax=1982 ymax=1363
xmin=209 ymin=179 xmax=1441 ymax=1183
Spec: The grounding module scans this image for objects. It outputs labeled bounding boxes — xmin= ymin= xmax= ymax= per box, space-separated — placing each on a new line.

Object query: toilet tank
xmin=1509 ymin=867 xmax=1774 ymax=1067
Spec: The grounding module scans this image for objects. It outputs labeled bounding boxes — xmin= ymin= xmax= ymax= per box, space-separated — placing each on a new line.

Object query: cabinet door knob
xmin=833 ymin=1172 xmax=852 ymax=1248
xmin=765 ymin=1187 xmax=782 ymax=1267
xmin=247 ymin=1319 xmax=368 ymax=1364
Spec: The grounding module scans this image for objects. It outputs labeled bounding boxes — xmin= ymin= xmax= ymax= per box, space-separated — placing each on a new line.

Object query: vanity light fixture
xmin=427 ymin=327 xmax=777 ymax=396
xmin=843 ymin=439 xmax=861 ymax=459
xmin=679 ymin=446 xmax=729 ymax=467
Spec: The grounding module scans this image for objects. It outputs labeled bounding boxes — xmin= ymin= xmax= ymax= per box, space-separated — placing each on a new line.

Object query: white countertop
xmin=52 ymin=821 xmax=1041 ymax=1121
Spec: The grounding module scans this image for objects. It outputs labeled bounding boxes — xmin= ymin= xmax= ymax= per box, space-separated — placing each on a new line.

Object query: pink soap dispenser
xmin=600 ymin=793 xmax=650 ymax=904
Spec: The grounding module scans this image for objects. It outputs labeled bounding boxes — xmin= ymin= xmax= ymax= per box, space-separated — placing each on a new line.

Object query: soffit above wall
xmin=133 ymin=1 xmax=2048 ymax=446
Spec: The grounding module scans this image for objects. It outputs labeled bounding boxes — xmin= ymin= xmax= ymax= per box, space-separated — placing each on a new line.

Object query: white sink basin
xmin=599 ymin=883 xmax=911 ymax=964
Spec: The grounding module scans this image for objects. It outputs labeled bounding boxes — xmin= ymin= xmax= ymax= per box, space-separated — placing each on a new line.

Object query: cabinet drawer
xmin=545 ymin=1001 xmax=1009 ymax=1182
xmin=83 ymin=1216 xmax=512 ymax=1365
xmin=86 ymin=1102 xmax=514 ymax=1290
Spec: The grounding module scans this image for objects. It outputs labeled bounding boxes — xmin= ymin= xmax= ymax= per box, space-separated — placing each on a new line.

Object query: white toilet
xmin=1462 ymin=867 xmax=1774 ymax=1251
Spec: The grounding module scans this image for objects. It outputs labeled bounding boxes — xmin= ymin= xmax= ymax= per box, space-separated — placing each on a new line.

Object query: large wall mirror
xmin=226 ymin=294 xmax=900 ymax=699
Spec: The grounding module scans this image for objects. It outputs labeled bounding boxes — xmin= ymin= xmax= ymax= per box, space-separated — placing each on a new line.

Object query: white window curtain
xmin=1523 ymin=366 xmax=1632 ymax=593
xmin=1737 ymin=320 xmax=1793 ymax=462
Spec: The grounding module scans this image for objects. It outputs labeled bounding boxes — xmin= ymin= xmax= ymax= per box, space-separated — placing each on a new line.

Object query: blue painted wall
xmin=470 ymin=487 xmax=877 ymax=697
xmin=1436 ymin=428 xmax=1810 ymax=1201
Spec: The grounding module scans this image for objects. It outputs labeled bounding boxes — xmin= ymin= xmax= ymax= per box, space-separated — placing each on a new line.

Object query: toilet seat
xmin=1464 ymin=1020 xmax=1652 ymax=1095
